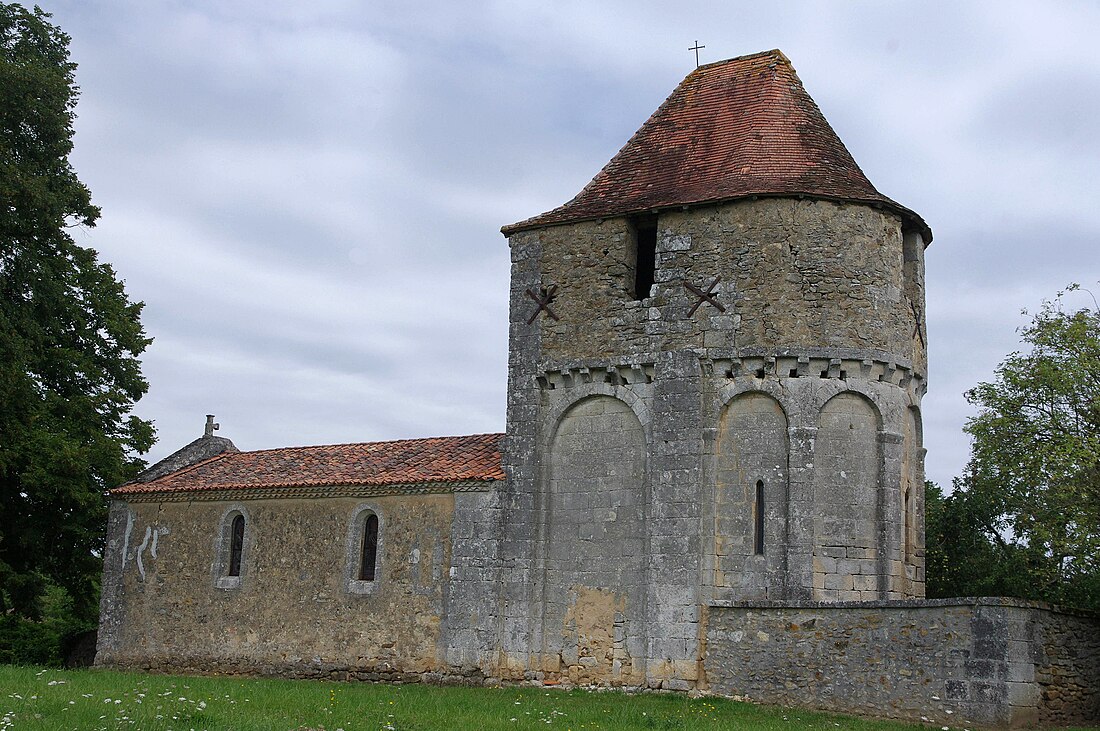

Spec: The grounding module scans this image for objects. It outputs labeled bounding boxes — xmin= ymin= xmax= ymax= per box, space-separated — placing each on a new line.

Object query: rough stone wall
xmin=812 ymin=393 xmax=884 ymax=600
xmin=901 ymin=407 xmax=926 ymax=595
xmin=443 ymin=490 xmax=504 ymax=672
xmin=702 ymin=371 xmax=920 ymax=604
xmin=704 ymin=599 xmax=1100 ymax=728
xmin=543 ymin=395 xmax=647 ymax=685
xmin=502 ymin=196 xmax=927 ymax=688
xmin=499 ymin=227 xmax=549 ymax=682
xmin=1035 ymin=605 xmax=1100 ymax=725
xmin=529 ymin=198 xmax=925 ymax=376
xmin=97 ymin=493 xmax=460 ymax=676
xmin=714 ymin=392 xmax=790 ymax=598
xmin=644 ymin=350 xmax=706 ymax=689
xmin=501 ymin=219 xmax=708 ymax=687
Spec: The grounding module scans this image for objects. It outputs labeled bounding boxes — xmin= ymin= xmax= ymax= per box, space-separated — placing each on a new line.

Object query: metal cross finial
xmin=689 ymin=40 xmax=706 ymax=68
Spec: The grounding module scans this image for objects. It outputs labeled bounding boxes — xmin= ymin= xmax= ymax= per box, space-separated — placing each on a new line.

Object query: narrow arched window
xmin=754 ymin=480 xmax=765 ymax=555
xmin=359 ymin=513 xmax=378 ymax=581
xmin=228 ymin=514 xmax=245 ymax=577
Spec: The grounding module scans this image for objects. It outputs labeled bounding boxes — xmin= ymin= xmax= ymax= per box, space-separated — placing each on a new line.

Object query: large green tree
xmin=1 ymin=3 xmax=154 ymax=623
xmin=933 ymin=286 xmax=1100 ymax=610
xmin=925 ymin=480 xmax=1050 ymax=601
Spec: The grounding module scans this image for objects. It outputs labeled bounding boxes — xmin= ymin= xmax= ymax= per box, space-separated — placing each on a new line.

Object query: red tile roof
xmin=502 ymin=49 xmax=930 ymax=242
xmin=113 ymin=433 xmax=505 ymax=495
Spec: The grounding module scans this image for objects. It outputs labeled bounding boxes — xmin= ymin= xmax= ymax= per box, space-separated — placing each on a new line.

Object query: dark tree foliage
xmin=0 ymin=3 xmax=154 ymax=623
xmin=926 ymin=481 xmax=1043 ymax=600
xmin=927 ymin=286 xmax=1100 ymax=611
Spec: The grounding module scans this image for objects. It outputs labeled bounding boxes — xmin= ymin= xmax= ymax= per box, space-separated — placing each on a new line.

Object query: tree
xmin=925 ymin=480 xmax=1045 ymax=601
xmin=945 ymin=285 xmax=1100 ymax=610
xmin=0 ymin=3 xmax=154 ymax=625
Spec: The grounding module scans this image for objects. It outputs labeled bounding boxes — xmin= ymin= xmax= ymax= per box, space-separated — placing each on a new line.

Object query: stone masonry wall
xmin=713 ymin=392 xmax=789 ymax=598
xmin=502 ymin=197 xmax=927 ymax=688
xmin=98 ymin=493 xmax=462 ymax=677
xmin=704 ymin=598 xmax=1100 ymax=728
xmin=1035 ymin=604 xmax=1100 ymax=726
xmin=443 ymin=489 xmax=504 ymax=673
xmin=498 ymin=226 xmax=549 ymax=682
xmin=543 ymin=395 xmax=648 ymax=685
xmin=812 ymin=393 xmax=884 ymax=600
xmin=529 ymin=198 xmax=925 ymax=376
xmin=702 ymin=365 xmax=923 ymax=605
xmin=501 ymin=216 xmax=710 ymax=687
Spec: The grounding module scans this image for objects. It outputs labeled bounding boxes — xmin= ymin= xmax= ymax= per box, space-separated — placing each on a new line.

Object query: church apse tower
xmin=497 ymin=50 xmax=931 ymax=688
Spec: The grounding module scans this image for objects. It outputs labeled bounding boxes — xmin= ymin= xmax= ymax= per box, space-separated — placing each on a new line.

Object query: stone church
xmin=97 ymin=51 xmax=1099 ymax=727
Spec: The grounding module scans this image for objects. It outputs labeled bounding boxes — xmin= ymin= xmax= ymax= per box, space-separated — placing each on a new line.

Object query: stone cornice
xmin=535 ymin=348 xmax=925 ymax=395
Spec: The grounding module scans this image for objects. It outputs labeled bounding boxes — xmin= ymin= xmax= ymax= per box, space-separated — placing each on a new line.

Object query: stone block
xmin=852 ymin=574 xmax=877 ymax=592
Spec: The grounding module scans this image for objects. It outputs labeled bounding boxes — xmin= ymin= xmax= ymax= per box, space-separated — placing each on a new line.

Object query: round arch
xmin=539 ymin=393 xmax=649 ymax=684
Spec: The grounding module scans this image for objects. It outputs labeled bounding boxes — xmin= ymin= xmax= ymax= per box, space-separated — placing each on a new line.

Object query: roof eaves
xmin=113 ymin=477 xmax=504 ymax=502
xmin=502 ymin=191 xmax=932 ymax=244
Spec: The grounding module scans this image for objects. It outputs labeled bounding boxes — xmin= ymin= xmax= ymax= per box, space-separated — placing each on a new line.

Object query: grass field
xmin=0 ymin=665 xmax=1094 ymax=731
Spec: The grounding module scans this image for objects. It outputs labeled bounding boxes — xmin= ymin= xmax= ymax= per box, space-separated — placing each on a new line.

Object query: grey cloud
xmin=35 ymin=1 xmax=1100 ymax=489
xmin=971 ymin=70 xmax=1100 ymax=157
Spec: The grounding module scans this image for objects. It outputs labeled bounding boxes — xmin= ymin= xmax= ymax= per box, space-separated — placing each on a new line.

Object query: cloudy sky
xmin=34 ymin=0 xmax=1100 ymax=489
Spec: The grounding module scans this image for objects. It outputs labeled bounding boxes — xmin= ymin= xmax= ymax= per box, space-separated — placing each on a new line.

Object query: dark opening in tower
xmin=631 ymin=214 xmax=657 ymax=300
xmin=754 ymin=480 xmax=765 ymax=555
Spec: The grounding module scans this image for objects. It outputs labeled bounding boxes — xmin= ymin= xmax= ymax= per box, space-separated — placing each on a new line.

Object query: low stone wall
xmin=1035 ymin=604 xmax=1100 ymax=726
xmin=704 ymin=598 xmax=1100 ymax=728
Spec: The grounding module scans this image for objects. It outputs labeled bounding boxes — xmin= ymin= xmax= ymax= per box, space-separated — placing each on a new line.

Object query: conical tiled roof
xmin=502 ymin=50 xmax=930 ymax=242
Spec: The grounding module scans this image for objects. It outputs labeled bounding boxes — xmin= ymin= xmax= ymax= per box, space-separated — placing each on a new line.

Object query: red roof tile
xmin=502 ymin=50 xmax=930 ymax=242
xmin=113 ymin=433 xmax=505 ymax=495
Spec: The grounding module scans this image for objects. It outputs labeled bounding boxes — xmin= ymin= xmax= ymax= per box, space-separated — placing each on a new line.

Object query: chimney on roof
xmin=204 ymin=414 xmax=220 ymax=438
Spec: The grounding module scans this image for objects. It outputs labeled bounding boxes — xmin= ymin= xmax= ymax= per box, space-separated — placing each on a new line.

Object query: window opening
xmin=754 ymin=480 xmax=765 ymax=555
xmin=228 ymin=514 xmax=244 ymax=577
xmin=903 ymin=488 xmax=911 ymax=563
xmin=631 ymin=215 xmax=657 ymax=300
xmin=360 ymin=513 xmax=379 ymax=581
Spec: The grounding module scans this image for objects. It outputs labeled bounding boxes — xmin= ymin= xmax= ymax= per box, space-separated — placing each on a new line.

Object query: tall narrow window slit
xmin=904 ymin=488 xmax=911 ymax=563
xmin=631 ymin=214 xmax=658 ymax=300
xmin=228 ymin=514 xmax=245 ymax=577
xmin=360 ymin=513 xmax=379 ymax=582
xmin=754 ymin=480 xmax=765 ymax=555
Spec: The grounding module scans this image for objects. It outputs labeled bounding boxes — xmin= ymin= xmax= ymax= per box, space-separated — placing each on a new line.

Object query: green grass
xmin=0 ymin=665 xmax=1094 ymax=731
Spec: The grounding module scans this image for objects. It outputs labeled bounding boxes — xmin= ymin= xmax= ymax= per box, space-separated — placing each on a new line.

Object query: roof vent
xmin=205 ymin=414 xmax=220 ymax=438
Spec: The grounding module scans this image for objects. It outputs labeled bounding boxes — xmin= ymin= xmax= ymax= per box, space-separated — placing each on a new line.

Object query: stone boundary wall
xmin=704 ymin=598 xmax=1100 ymax=728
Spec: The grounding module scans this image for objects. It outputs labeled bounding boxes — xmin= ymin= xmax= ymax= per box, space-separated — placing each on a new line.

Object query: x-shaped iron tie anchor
xmin=684 ymin=276 xmax=726 ymax=316
xmin=526 ymin=285 xmax=560 ymax=324
xmin=910 ymin=300 xmax=925 ymax=347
